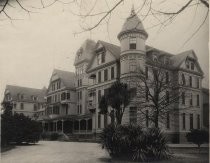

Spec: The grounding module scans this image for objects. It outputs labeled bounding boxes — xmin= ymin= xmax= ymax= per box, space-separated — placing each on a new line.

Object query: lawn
xmin=1 ymin=141 xmax=209 ymax=163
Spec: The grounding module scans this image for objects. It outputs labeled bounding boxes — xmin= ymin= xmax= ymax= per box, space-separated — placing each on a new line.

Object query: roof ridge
xmin=6 ymin=85 xmax=43 ymax=91
xmin=54 ymin=69 xmax=74 ymax=74
xmin=98 ymin=40 xmax=120 ymax=48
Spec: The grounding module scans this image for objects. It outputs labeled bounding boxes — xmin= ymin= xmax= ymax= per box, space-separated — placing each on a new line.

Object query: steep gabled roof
xmin=86 ymin=40 xmax=121 ymax=71
xmin=98 ymin=40 xmax=121 ymax=59
xmin=74 ymin=39 xmax=96 ymax=66
xmin=53 ymin=69 xmax=75 ymax=89
xmin=5 ymin=85 xmax=46 ymax=102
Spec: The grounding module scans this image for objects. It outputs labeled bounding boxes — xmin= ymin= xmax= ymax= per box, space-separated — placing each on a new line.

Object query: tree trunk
xmin=110 ymin=110 xmax=115 ymax=125
xmin=115 ymin=110 xmax=122 ymax=125
xmin=154 ymin=112 xmax=159 ymax=128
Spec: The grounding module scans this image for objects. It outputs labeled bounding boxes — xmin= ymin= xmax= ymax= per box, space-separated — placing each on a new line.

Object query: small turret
xmin=118 ymin=6 xmax=148 ymax=77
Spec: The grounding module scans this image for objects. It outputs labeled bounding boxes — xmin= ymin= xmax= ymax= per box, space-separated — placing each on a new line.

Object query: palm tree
xmin=99 ymin=81 xmax=131 ymax=125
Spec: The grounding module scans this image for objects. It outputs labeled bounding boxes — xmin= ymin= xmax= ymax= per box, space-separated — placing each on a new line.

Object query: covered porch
xmin=41 ymin=114 xmax=93 ymax=134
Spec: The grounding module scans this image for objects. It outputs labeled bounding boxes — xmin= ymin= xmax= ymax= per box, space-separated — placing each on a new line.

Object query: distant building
xmin=3 ymin=85 xmax=46 ymax=119
xmin=202 ymin=88 xmax=209 ymax=129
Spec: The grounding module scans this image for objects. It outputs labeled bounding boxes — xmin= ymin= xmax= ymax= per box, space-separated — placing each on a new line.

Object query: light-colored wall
xmin=119 ymin=33 xmax=146 ymax=52
xmin=13 ymin=101 xmax=37 ymax=117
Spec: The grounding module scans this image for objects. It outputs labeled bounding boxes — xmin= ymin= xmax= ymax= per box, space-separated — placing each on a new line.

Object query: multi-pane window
xmin=190 ymin=114 xmax=193 ymax=129
xmin=130 ymin=107 xmax=137 ymax=124
xmin=189 ymin=76 xmax=192 ymax=87
xmin=57 ymin=81 xmax=61 ymax=89
xmin=104 ymin=69 xmax=108 ymax=81
xmin=98 ymin=71 xmax=101 ymax=83
xmin=78 ymin=79 xmax=82 ymax=87
xmin=197 ymin=94 xmax=200 ymax=106
xmin=146 ymin=110 xmax=149 ymax=127
xmin=190 ymin=94 xmax=193 ymax=106
xmin=182 ymin=92 xmax=185 ymax=105
xmin=61 ymin=92 xmax=66 ymax=100
xmin=111 ymin=67 xmax=115 ymax=79
xmin=80 ymin=79 xmax=82 ymax=86
xmin=182 ymin=113 xmax=186 ymax=130
xmin=197 ymin=114 xmax=200 ymax=129
xmin=20 ymin=103 xmax=24 ymax=110
xmin=129 ymin=37 xmax=137 ymax=49
xmin=66 ymin=92 xmax=70 ymax=100
xmin=166 ymin=112 xmax=170 ymax=129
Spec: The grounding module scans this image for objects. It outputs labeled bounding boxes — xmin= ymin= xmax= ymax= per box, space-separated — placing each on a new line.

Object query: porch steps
xmin=66 ymin=133 xmax=101 ymax=142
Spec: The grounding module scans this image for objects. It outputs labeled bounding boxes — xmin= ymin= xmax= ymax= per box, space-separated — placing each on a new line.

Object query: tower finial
xmin=130 ymin=4 xmax=135 ymax=16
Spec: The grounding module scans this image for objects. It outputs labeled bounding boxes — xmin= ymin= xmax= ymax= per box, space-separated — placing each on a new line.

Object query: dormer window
xmin=97 ymin=52 xmax=105 ymax=65
xmin=153 ymin=56 xmax=158 ymax=62
xmin=129 ymin=37 xmax=136 ymax=49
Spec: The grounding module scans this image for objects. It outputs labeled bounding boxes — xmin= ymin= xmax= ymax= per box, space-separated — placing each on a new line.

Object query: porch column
xmin=79 ymin=120 xmax=81 ymax=134
xmin=55 ymin=121 xmax=58 ymax=132
xmin=61 ymin=120 xmax=64 ymax=133
xmin=72 ymin=120 xmax=74 ymax=133
xmin=48 ymin=122 xmax=50 ymax=132
xmin=86 ymin=119 xmax=88 ymax=133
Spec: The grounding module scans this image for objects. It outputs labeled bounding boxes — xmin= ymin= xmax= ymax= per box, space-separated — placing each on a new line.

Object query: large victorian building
xmin=3 ymin=85 xmax=46 ymax=119
xmin=3 ymin=8 xmax=205 ymax=143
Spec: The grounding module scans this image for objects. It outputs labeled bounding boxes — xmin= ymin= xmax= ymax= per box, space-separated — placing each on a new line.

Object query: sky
xmin=0 ymin=0 xmax=209 ymax=101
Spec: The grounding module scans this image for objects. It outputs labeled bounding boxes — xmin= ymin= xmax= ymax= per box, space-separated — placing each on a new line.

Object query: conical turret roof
xmin=118 ymin=7 xmax=148 ymax=39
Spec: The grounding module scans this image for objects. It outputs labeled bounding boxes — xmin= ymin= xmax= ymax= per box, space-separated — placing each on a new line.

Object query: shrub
xmin=50 ymin=132 xmax=60 ymax=141
xmin=186 ymin=129 xmax=209 ymax=150
xmin=1 ymin=109 xmax=42 ymax=146
xmin=100 ymin=124 xmax=170 ymax=161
